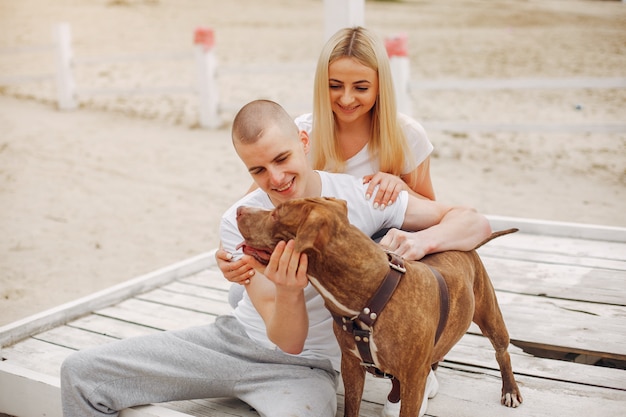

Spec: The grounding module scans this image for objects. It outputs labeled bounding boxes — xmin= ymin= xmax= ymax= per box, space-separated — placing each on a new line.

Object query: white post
xmin=324 ymin=0 xmax=365 ymax=40
xmin=194 ymin=27 xmax=220 ymax=129
xmin=54 ymin=23 xmax=76 ymax=110
xmin=385 ymin=33 xmax=411 ymax=115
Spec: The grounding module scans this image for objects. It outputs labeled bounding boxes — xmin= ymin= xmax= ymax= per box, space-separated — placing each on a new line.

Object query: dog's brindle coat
xmin=236 ymin=197 xmax=523 ymax=417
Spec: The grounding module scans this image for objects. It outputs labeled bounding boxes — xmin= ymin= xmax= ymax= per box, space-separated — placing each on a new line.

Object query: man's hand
xmin=379 ymin=228 xmax=430 ymax=260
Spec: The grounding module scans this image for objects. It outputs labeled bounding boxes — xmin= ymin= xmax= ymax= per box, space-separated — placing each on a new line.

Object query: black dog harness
xmin=330 ymin=251 xmax=450 ymax=379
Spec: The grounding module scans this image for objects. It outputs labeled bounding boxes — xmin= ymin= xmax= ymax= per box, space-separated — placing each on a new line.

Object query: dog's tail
xmin=474 ymin=228 xmax=518 ymax=250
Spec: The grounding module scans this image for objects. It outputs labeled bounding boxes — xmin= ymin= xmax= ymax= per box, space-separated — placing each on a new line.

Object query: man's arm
xmin=245 ymin=240 xmax=310 ymax=354
xmin=380 ymin=195 xmax=492 ymax=260
xmin=220 ymin=214 xmax=309 ymax=354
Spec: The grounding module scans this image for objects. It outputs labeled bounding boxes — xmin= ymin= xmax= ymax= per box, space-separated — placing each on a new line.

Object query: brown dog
xmin=236 ymin=197 xmax=523 ymax=417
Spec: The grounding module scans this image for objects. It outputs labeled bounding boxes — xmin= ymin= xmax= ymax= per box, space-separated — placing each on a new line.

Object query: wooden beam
xmin=486 ymin=215 xmax=626 ymax=242
xmin=0 ymin=361 xmax=194 ymax=417
xmin=0 ymin=361 xmax=61 ymax=417
xmin=0 ymin=250 xmax=217 ymax=348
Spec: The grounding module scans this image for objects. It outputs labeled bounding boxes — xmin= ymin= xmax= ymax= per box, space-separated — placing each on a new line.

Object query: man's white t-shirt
xmin=294 ymin=112 xmax=433 ymax=178
xmin=219 ymin=170 xmax=409 ymax=370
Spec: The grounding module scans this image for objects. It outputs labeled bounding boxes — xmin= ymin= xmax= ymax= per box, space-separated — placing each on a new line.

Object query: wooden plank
xmin=34 ymin=324 xmax=119 ymax=350
xmin=69 ymin=314 xmax=162 ymax=339
xmin=476 ymin=291 xmax=626 ymax=361
xmin=426 ymin=365 xmax=626 ymax=417
xmin=0 ymin=361 xmax=62 ymax=417
xmin=481 ymin=257 xmax=626 ymax=305
xmin=445 ymin=333 xmax=626 ymax=390
xmin=160 ymin=281 xmax=230 ymax=302
xmin=478 ymin=243 xmax=626 ymax=270
xmin=0 ymin=361 xmax=195 ymax=417
xmin=137 ymin=288 xmax=233 ymax=317
xmin=484 ymin=230 xmax=626 ymax=257
xmin=1 ymin=338 xmax=74 ymax=377
xmin=179 ymin=269 xmax=232 ymax=291
xmin=486 ymin=215 xmax=626 ymax=242
xmin=0 ymin=250 xmax=217 ymax=348
xmin=0 ymin=317 xmax=162 ymax=377
xmin=95 ymin=298 xmax=217 ymax=331
xmin=482 ymin=229 xmax=626 ymax=256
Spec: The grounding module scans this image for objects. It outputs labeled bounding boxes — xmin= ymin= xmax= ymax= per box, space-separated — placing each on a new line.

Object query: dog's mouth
xmin=236 ymin=241 xmax=272 ymax=266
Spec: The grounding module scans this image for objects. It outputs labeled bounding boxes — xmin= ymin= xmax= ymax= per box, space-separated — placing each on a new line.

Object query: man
xmin=60 ymin=100 xmax=491 ymax=417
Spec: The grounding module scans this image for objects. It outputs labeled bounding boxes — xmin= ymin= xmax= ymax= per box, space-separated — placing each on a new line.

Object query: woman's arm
xmin=402 ymin=157 xmax=435 ymax=201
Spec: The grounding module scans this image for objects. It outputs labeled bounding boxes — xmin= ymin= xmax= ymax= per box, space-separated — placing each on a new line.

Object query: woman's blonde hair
xmin=311 ymin=26 xmax=417 ymax=188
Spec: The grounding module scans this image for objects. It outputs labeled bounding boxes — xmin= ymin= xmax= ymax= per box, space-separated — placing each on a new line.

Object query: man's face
xmin=235 ymin=124 xmax=312 ymax=206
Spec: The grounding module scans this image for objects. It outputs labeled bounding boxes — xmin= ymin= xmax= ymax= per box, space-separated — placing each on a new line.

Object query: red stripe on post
xmin=384 ymin=33 xmax=408 ymax=57
xmin=194 ymin=27 xmax=215 ymax=51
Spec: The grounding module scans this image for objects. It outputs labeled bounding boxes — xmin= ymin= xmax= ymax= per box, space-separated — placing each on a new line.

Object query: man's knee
xmin=60 ymin=348 xmax=97 ymax=388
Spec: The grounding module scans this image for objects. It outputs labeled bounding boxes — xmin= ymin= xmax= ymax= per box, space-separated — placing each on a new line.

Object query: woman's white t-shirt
xmin=294 ymin=112 xmax=433 ymax=178
xmin=220 ymin=171 xmax=409 ymax=370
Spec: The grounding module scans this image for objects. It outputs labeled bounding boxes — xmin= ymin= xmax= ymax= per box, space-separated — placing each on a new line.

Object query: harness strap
xmin=428 ymin=265 xmax=450 ymax=344
xmin=330 ymin=256 xmax=450 ymax=380
xmin=357 ymin=251 xmax=405 ymax=327
xmin=331 ymin=252 xmax=404 ymax=374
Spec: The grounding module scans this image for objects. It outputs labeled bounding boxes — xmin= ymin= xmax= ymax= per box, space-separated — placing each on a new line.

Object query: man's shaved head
xmin=232 ymin=99 xmax=299 ymax=146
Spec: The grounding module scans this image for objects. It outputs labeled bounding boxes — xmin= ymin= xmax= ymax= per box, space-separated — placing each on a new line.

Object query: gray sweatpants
xmin=60 ymin=315 xmax=339 ymax=417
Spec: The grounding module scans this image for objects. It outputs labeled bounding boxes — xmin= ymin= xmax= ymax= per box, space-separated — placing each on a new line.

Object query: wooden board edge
xmin=0 ymin=361 xmax=194 ymax=417
xmin=0 ymin=360 xmax=61 ymax=417
xmin=0 ymin=250 xmax=218 ymax=348
xmin=486 ymin=215 xmax=626 ymax=242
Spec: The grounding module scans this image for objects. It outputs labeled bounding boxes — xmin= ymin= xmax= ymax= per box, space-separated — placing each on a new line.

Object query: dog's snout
xmin=237 ymin=206 xmax=253 ymax=219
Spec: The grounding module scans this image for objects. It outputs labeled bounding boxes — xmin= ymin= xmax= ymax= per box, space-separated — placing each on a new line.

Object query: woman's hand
xmin=215 ymin=248 xmax=256 ymax=285
xmin=363 ymin=171 xmax=407 ymax=209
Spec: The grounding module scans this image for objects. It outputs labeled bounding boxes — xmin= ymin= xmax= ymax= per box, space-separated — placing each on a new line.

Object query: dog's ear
xmin=294 ymin=207 xmax=332 ymax=257
xmin=320 ymin=197 xmax=348 ymax=217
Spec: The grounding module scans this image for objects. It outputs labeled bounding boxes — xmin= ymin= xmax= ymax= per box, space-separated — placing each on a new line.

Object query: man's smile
xmin=273 ymin=177 xmax=295 ymax=192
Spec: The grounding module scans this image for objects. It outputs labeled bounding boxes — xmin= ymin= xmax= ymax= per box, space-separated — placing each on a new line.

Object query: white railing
xmin=1 ymin=0 xmax=624 ymax=131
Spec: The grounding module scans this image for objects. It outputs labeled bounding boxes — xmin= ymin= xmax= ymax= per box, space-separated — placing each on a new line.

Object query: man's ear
xmin=299 ymin=130 xmax=311 ymax=155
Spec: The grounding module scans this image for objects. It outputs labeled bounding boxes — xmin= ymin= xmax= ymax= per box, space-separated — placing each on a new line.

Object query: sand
xmin=1 ymin=0 xmax=625 ymax=326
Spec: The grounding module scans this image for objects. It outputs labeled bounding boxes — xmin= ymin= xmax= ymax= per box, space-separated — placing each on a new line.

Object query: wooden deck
xmin=1 ymin=216 xmax=625 ymax=417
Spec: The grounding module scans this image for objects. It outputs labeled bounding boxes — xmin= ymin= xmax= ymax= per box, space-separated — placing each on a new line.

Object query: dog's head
xmin=236 ymin=197 xmax=349 ymax=265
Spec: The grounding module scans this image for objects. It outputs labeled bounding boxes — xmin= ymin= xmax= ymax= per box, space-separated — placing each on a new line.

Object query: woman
xmin=300 ymin=25 xmax=435 ymax=207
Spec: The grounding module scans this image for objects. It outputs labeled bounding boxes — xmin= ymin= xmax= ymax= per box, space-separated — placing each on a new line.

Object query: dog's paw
xmin=501 ymin=391 xmax=523 ymax=408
